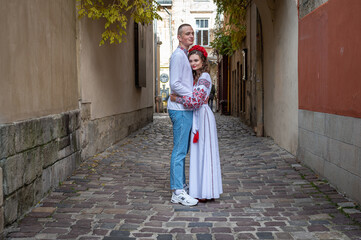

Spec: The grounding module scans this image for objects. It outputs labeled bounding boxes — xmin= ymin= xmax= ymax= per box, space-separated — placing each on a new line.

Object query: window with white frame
xmin=195 ymin=19 xmax=209 ymax=46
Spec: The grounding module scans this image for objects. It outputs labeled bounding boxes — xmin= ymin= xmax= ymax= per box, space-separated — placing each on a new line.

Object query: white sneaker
xmin=171 ymin=190 xmax=198 ymax=206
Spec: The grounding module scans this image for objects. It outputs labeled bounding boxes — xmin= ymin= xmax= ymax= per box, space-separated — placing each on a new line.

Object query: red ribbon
xmin=193 ymin=131 xmax=199 ymax=143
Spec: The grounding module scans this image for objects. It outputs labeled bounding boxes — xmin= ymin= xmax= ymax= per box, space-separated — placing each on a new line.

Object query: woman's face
xmin=189 ymin=54 xmax=203 ymax=71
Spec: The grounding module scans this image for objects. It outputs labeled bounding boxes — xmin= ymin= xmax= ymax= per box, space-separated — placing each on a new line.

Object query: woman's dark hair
xmin=188 ymin=50 xmax=209 ymax=83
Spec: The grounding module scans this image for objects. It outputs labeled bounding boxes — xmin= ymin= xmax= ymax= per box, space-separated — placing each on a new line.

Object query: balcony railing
xmin=156 ymin=0 xmax=172 ymax=6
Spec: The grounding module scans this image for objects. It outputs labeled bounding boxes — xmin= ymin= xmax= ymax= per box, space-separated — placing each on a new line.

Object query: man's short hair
xmin=178 ymin=24 xmax=192 ymax=36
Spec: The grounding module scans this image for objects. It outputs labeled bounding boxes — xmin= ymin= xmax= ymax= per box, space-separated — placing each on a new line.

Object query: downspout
xmin=227 ymin=56 xmax=230 ymax=113
xmin=154 ymin=20 xmax=158 ymax=98
xmin=154 ymin=20 xmax=159 ymax=113
xmin=164 ymin=7 xmax=173 ymax=52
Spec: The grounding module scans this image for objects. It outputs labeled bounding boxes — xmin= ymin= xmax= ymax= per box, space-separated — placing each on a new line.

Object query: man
xmin=167 ymin=24 xmax=198 ymax=206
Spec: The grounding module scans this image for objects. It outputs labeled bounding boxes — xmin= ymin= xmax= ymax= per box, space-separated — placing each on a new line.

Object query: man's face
xmin=178 ymin=26 xmax=194 ymax=48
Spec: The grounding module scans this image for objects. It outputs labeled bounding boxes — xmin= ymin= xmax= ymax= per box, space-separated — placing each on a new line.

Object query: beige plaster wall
xmin=254 ymin=0 xmax=299 ymax=154
xmin=78 ymin=18 xmax=154 ymax=120
xmin=0 ymin=0 xmax=78 ymax=124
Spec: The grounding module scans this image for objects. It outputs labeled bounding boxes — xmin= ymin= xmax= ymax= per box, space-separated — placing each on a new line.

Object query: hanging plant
xmin=77 ymin=0 xmax=162 ymax=46
xmin=211 ymin=0 xmax=248 ymax=56
xmin=211 ymin=30 xmax=233 ymax=56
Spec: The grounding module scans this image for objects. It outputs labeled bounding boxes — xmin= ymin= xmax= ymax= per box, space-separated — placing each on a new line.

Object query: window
xmin=196 ymin=19 xmax=209 ymax=46
xmin=134 ymin=22 xmax=146 ymax=87
xmin=156 ymin=0 xmax=172 ymax=6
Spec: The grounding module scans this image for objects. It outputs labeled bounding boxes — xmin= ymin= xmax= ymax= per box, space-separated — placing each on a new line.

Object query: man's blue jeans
xmin=168 ymin=110 xmax=193 ymax=190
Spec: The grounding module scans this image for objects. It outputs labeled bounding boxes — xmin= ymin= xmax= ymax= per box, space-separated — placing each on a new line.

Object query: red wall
xmin=299 ymin=0 xmax=361 ymax=118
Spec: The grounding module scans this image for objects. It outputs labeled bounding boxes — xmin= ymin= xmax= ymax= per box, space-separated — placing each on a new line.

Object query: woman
xmin=170 ymin=45 xmax=222 ymax=202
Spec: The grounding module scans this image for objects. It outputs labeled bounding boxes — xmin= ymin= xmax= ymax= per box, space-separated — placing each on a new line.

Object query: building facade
xmin=155 ymin=0 xmax=218 ymax=111
xmin=220 ymin=0 xmax=360 ymax=204
xmin=221 ymin=0 xmax=299 ymax=152
xmin=298 ymin=0 xmax=361 ymax=203
xmin=0 ymin=0 xmax=154 ymax=231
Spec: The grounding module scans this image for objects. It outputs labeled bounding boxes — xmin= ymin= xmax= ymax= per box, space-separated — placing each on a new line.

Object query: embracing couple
xmin=167 ymin=23 xmax=223 ymax=206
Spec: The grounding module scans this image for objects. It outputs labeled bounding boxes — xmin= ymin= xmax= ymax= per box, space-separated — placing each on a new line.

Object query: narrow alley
xmin=5 ymin=114 xmax=361 ymax=240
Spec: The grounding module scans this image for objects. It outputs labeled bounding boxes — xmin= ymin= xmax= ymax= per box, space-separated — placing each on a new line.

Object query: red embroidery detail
xmin=198 ymin=79 xmax=210 ymax=88
xmin=176 ymin=80 xmax=210 ymax=109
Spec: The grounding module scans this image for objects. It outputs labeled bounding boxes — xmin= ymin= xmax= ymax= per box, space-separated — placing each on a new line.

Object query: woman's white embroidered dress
xmin=176 ymin=72 xmax=223 ymax=199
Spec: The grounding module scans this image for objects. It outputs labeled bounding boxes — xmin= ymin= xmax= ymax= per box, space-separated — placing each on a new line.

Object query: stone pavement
xmin=5 ymin=113 xmax=361 ymax=240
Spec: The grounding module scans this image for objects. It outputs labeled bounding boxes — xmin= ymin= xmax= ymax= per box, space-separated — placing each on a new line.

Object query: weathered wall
xmin=0 ymin=0 xmax=157 ymax=231
xmin=78 ymin=18 xmax=154 ymax=159
xmin=265 ymin=0 xmax=298 ymax=154
xmin=0 ymin=0 xmax=78 ymax=124
xmin=298 ymin=0 xmax=361 ymax=204
xmin=0 ymin=0 xmax=80 ymax=228
xmin=0 ymin=111 xmax=81 ymax=226
xmin=0 ymin=168 xmax=3 ymax=233
xmin=298 ymin=110 xmax=361 ymax=203
xmin=299 ymin=0 xmax=328 ymax=18
xmin=81 ymin=105 xmax=153 ymax=159
xmin=79 ymin=19 xmax=153 ymax=119
xmin=250 ymin=0 xmax=299 ymax=154
xmin=299 ymin=0 xmax=361 ymax=118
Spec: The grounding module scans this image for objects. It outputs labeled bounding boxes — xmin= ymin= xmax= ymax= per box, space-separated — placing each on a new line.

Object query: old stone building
xmin=298 ymin=0 xmax=361 ymax=204
xmin=0 ymin=0 xmax=154 ymax=231
xmin=220 ymin=0 xmax=298 ymax=153
xmin=219 ymin=0 xmax=360 ymax=204
xmin=1 ymin=0 xmax=360 ymax=235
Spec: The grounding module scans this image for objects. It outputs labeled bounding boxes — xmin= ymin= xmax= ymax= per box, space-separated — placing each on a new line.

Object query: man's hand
xmin=170 ymin=94 xmax=178 ymax=102
xmin=170 ymin=94 xmax=208 ymax=103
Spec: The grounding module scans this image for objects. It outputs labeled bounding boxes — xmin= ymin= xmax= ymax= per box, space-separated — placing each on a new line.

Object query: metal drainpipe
xmin=164 ymin=7 xmax=173 ymax=52
xmin=154 ymin=19 xmax=159 ymax=113
xmin=154 ymin=19 xmax=158 ymax=98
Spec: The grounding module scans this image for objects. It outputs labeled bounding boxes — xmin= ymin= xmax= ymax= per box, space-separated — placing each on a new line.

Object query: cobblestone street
xmin=6 ymin=114 xmax=361 ymax=240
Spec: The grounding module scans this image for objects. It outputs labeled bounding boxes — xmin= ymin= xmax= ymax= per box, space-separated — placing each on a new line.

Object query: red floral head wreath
xmin=189 ymin=45 xmax=208 ymax=58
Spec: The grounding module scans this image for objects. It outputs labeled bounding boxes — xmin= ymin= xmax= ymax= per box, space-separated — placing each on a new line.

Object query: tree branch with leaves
xmin=211 ymin=0 xmax=249 ymax=56
xmin=77 ymin=0 xmax=162 ymax=46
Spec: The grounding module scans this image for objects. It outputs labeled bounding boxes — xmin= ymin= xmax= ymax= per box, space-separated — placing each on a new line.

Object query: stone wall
xmin=298 ymin=0 xmax=361 ymax=205
xmin=0 ymin=110 xmax=81 ymax=226
xmin=299 ymin=0 xmax=328 ymax=18
xmin=298 ymin=109 xmax=361 ymax=204
xmin=81 ymin=106 xmax=154 ymax=160
xmin=0 ymin=168 xmax=3 ymax=233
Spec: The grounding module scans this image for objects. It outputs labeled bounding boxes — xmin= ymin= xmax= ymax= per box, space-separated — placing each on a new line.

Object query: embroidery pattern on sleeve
xmin=176 ymin=85 xmax=207 ymax=109
xmin=198 ymin=78 xmax=210 ymax=88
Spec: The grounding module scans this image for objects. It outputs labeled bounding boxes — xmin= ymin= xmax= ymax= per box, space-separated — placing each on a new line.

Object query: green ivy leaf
xmin=77 ymin=0 xmax=162 ymax=46
xmin=211 ymin=0 xmax=247 ymax=56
